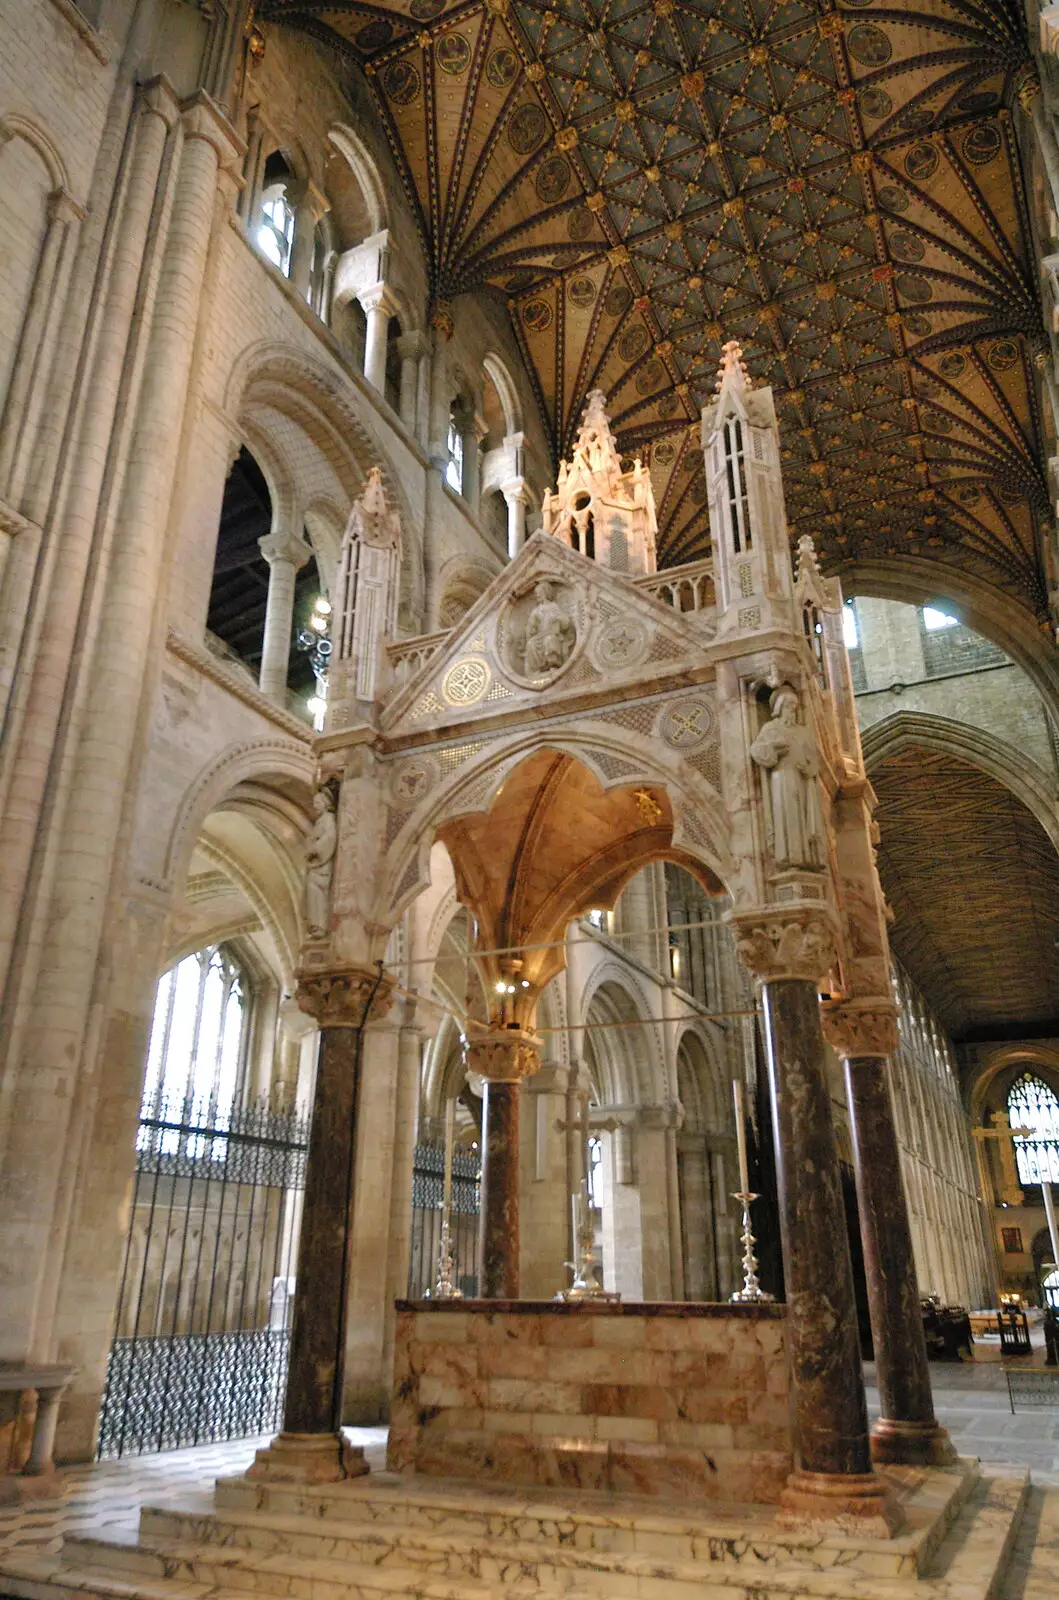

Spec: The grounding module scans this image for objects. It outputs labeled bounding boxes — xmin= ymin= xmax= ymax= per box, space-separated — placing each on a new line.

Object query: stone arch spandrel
xmin=862 ymin=711 xmax=1059 ymax=856
xmin=163 ymin=736 xmax=316 ymax=898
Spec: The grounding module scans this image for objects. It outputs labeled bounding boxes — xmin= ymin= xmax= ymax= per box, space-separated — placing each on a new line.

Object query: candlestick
xmin=432 ymin=1099 xmax=462 ymax=1299
xmin=730 ymin=1190 xmax=773 ymax=1304
xmin=733 ymin=1077 xmax=750 ymax=1194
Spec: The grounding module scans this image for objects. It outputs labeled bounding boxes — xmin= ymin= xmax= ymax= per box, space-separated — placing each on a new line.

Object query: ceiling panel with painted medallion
xmin=259 ymin=0 xmax=1047 ymax=615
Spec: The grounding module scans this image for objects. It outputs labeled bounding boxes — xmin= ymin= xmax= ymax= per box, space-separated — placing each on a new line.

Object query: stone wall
xmin=389 ymin=1300 xmax=791 ymax=1504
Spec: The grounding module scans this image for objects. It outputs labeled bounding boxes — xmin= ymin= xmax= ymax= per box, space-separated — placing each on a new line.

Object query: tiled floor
xmin=0 ymin=1374 xmax=1058 ymax=1596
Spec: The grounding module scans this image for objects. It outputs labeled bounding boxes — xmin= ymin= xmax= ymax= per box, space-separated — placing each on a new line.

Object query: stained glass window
xmin=1008 ymin=1073 xmax=1059 ymax=1185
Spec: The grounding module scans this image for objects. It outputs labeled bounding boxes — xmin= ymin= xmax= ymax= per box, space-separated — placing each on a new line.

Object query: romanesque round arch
xmin=163 ymin=735 xmax=315 ymax=897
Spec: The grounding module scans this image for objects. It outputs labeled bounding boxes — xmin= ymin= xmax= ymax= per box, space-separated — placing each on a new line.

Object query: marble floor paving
xmin=0 ymin=1366 xmax=1056 ymax=1597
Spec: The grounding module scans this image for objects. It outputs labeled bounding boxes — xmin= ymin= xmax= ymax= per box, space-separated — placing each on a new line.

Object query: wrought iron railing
xmin=99 ymin=1099 xmax=308 ymax=1458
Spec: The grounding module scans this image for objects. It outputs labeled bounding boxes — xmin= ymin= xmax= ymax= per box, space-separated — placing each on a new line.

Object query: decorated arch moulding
xmin=327 ymin=123 xmax=389 ymax=236
xmin=378 ymin=726 xmax=733 ymax=916
xmin=0 ymin=112 xmax=74 ymax=195
xmin=861 ymin=711 xmax=1059 ymax=857
xmin=163 ymin=736 xmax=316 ymax=897
xmin=967 ymin=1043 xmax=1059 ymax=1124
xmin=220 ymin=341 xmax=413 ymax=529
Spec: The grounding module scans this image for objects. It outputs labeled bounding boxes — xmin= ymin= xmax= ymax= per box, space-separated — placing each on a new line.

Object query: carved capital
xmin=821 ymin=998 xmax=898 ymax=1060
xmin=295 ymin=965 xmax=395 ymax=1029
xmin=259 ymin=530 xmax=312 ymax=569
xmin=179 ymin=90 xmax=246 ymax=173
xmin=466 ymin=1027 xmax=542 ymax=1083
xmin=727 ymin=906 xmax=838 ymax=983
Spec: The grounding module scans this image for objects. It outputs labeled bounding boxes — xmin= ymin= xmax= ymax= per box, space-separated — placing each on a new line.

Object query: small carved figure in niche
xmin=304 ymin=785 xmax=337 ymax=937
xmin=523 ymin=579 xmax=576 ymax=674
xmin=749 ymin=685 xmax=827 ymax=869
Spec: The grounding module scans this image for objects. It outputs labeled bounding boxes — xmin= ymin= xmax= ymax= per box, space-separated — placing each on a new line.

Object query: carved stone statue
xmin=523 ymin=580 xmax=576 ymax=675
xmin=304 ymin=786 xmax=337 ymax=937
xmin=749 ymin=685 xmax=827 ymax=869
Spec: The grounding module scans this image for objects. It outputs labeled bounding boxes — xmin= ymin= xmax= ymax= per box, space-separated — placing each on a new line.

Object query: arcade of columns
xmin=253 ymin=346 xmax=954 ymax=1535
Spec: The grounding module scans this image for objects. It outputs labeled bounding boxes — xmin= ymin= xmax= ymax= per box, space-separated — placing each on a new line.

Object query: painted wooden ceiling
xmin=872 ymin=745 xmax=1059 ymax=1040
xmin=262 ymin=0 xmax=1048 ymax=613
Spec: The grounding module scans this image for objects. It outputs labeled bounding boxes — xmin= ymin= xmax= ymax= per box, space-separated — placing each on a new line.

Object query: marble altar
xmin=387 ymin=1299 xmax=791 ymax=1503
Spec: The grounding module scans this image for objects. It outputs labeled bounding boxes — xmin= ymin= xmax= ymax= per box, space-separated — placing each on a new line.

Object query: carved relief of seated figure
xmin=523 ymin=579 xmax=576 ymax=675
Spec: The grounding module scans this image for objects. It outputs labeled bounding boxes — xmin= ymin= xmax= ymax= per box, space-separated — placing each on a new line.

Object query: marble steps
xmin=0 ymin=1469 xmax=1030 ymax=1600
xmin=207 ymin=1463 xmax=978 ymax=1579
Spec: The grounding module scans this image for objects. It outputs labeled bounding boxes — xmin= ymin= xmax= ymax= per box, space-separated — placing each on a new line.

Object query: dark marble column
xmin=843 ymin=1050 xmax=955 ymax=1466
xmin=248 ymin=965 xmax=393 ymax=1483
xmin=468 ymin=1028 xmax=541 ymax=1301
xmin=760 ymin=978 xmax=898 ymax=1534
xmin=479 ymin=1080 xmax=521 ymax=1299
xmin=763 ymin=980 xmax=871 ymax=1475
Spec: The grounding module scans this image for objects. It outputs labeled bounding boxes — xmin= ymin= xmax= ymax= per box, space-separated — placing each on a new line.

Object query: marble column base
xmin=778 ymin=1470 xmax=903 ymax=1539
xmin=245 ymin=1431 xmax=368 ymax=1484
xmin=871 ymin=1416 xmax=958 ymax=1468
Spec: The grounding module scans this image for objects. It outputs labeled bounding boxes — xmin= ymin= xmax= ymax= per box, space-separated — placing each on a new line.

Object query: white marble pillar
xmin=359 ymin=286 xmax=395 ymax=394
xmin=258 ymin=530 xmax=311 ymax=703
xmin=396 ymin=330 xmax=429 ymax=433
xmin=502 ymin=477 xmax=528 ymax=559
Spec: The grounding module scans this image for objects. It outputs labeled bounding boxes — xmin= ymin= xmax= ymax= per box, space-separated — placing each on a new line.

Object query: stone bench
xmin=0 ymin=1363 xmax=75 ymax=1502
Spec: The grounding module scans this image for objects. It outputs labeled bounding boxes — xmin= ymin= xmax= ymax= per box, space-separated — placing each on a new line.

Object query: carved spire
xmin=715 ymin=339 xmax=751 ymax=394
xmin=573 ymin=388 xmax=620 ymax=470
xmin=342 ymin=466 xmax=401 ymax=551
xmin=540 ymin=389 xmax=658 ymax=574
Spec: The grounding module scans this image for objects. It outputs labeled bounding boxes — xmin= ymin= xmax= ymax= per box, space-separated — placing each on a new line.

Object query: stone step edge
xmin=118 ymin=1504 xmax=916 ymax=1587
xmin=920 ymin=1471 xmax=1030 ymax=1599
xmin=214 ymin=1459 xmax=977 ymax=1558
xmin=0 ymin=1542 xmax=1024 ymax=1600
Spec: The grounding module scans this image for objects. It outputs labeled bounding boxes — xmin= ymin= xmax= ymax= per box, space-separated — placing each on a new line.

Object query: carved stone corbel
xmin=821 ymin=998 xmax=899 ymax=1061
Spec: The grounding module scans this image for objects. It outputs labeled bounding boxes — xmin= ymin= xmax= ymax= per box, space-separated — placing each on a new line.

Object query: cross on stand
xmin=554 ymin=1086 xmax=621 ymax=1301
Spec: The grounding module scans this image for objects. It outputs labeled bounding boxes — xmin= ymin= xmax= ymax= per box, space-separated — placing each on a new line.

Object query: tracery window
xmin=138 ymin=946 xmax=249 ymax=1157
xmin=1008 ymin=1073 xmax=1059 ymax=1185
